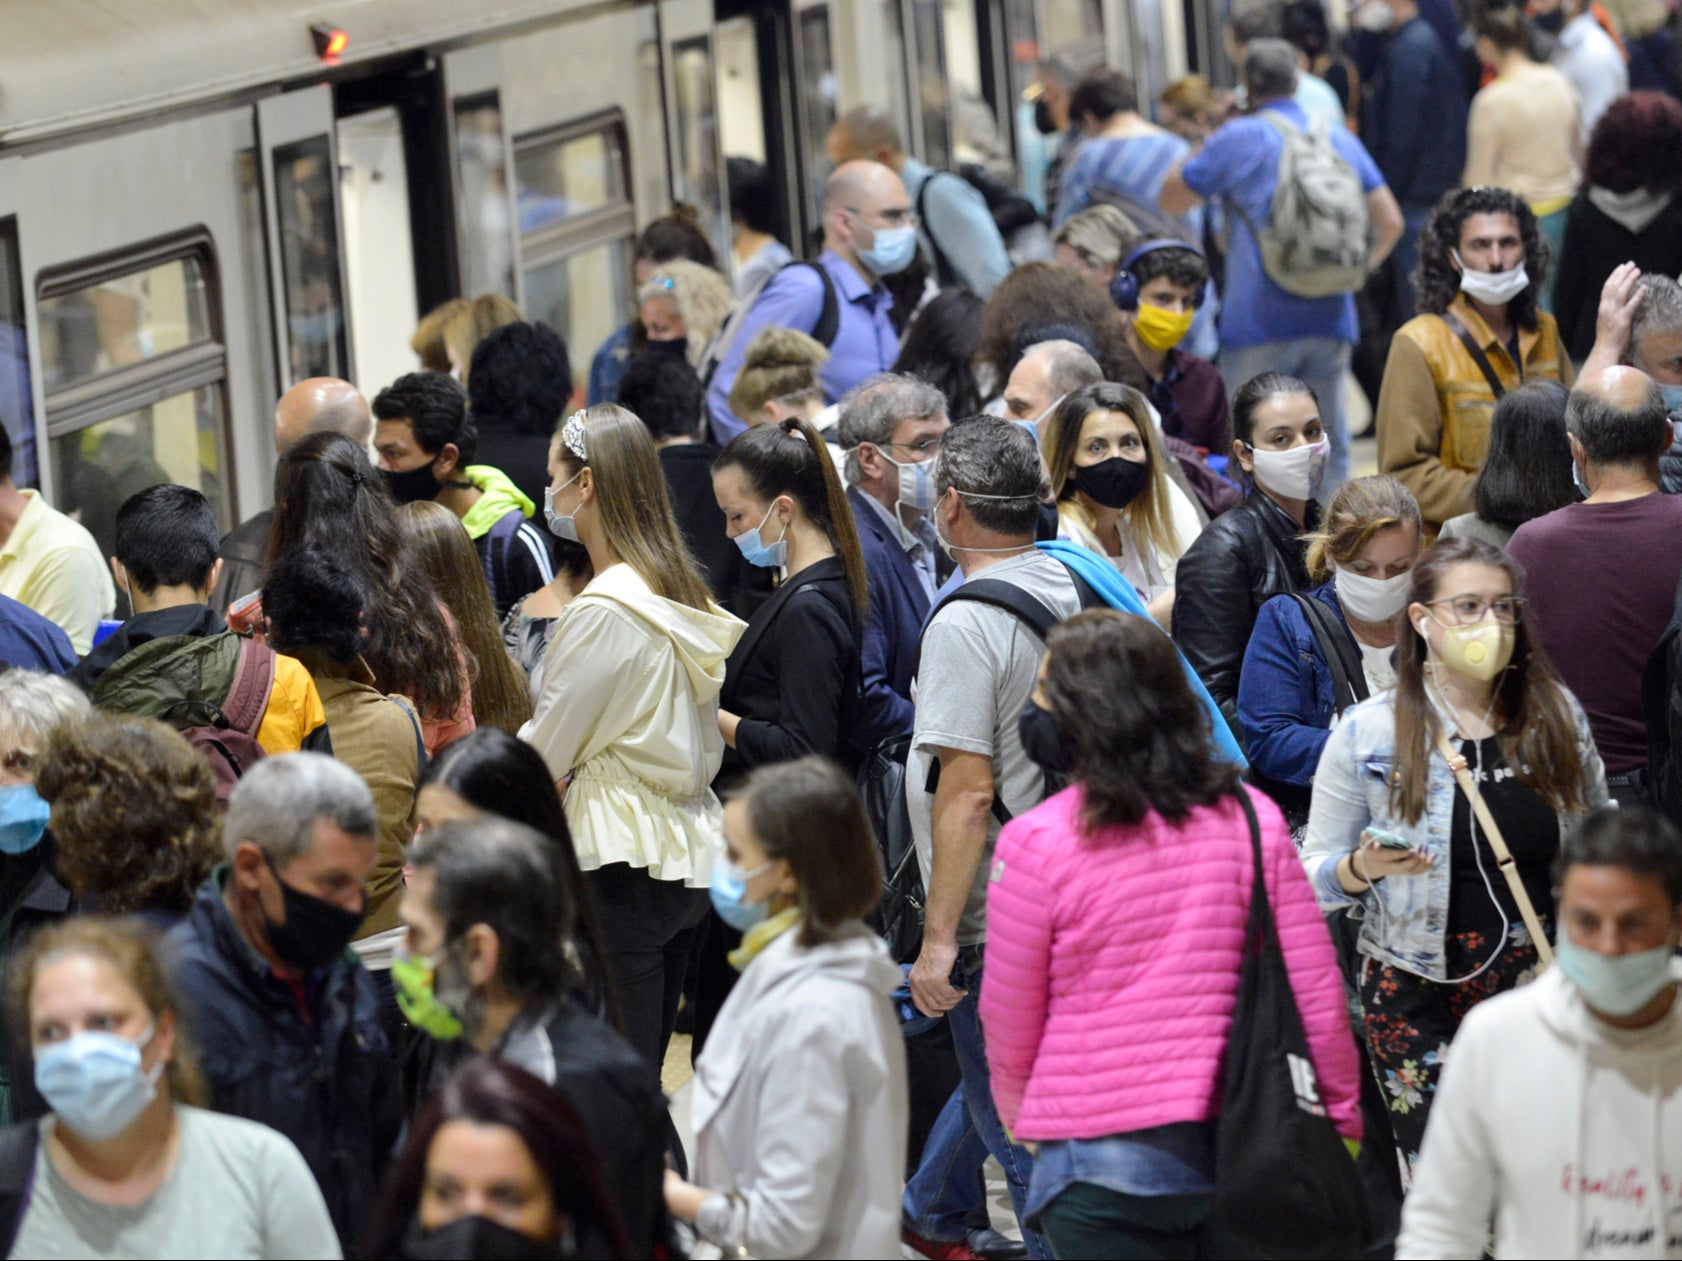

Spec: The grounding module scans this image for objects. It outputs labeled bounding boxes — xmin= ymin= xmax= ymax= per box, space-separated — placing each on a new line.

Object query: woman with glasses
xmin=1302 ymin=536 xmax=1607 ymax=1180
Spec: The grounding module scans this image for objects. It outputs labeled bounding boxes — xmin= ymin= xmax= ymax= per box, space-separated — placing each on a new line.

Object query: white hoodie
xmin=691 ymin=924 xmax=908 ymax=1259
xmin=1399 ymin=963 xmax=1682 ymax=1259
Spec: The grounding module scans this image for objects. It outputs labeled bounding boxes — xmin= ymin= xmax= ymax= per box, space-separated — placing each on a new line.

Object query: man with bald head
xmin=1508 ymin=366 xmax=1682 ymax=805
xmin=705 ymin=160 xmax=911 ymax=443
xmin=1001 ymin=340 xmax=1103 ymax=435
xmin=211 ymin=378 xmax=373 ymax=614
xmin=826 ymin=107 xmax=1010 ymax=298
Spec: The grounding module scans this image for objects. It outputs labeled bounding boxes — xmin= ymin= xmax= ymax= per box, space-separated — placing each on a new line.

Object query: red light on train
xmin=311 ymin=24 xmax=349 ymax=64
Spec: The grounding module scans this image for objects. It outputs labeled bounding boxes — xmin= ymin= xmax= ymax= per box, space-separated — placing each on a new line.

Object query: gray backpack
xmin=1240 ymin=112 xmax=1371 ymax=299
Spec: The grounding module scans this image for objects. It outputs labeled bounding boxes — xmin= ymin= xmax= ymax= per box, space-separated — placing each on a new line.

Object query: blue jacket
xmin=0 ymin=593 xmax=74 ymax=674
xmin=851 ymin=487 xmax=930 ymax=739
xmin=1364 ymin=17 xmax=1467 ymax=206
xmin=162 ymin=871 xmax=401 ymax=1245
xmin=1237 ymin=581 xmax=1349 ymax=788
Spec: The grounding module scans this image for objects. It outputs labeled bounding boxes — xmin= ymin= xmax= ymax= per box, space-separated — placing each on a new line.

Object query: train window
xmin=0 ymin=220 xmax=36 ymax=487
xmin=273 ymin=137 xmax=351 ymax=384
xmin=514 ymin=114 xmax=636 ymax=396
xmin=798 ymin=7 xmax=838 ymax=197
xmin=672 ymin=35 xmax=729 ymax=263
xmin=880 ymin=0 xmax=912 ymax=160
xmin=910 ymin=0 xmax=952 ymax=169
xmin=1042 ymin=0 xmax=1105 ymax=50
xmin=36 ymin=236 xmax=233 ymax=554
xmin=455 ymin=94 xmax=518 ymax=302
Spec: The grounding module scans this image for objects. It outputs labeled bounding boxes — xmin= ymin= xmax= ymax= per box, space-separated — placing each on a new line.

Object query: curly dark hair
xmin=269 ymin=432 xmax=466 ymax=720
xmin=1129 ymin=243 xmax=1209 ymax=295
xmin=1585 ymin=91 xmax=1682 ymax=196
xmin=264 ymin=544 xmax=369 ymax=664
xmin=36 ymin=715 xmax=220 ymax=915
xmin=466 ymin=322 xmax=572 ymax=437
xmin=615 ymin=350 xmax=704 ymax=442
xmin=1041 ymin=610 xmax=1241 ymax=831
xmin=1413 ymin=186 xmax=1546 ymax=330
xmin=371 ymin=371 xmax=473 ymax=460
xmin=977 ymin=262 xmax=1146 ymax=393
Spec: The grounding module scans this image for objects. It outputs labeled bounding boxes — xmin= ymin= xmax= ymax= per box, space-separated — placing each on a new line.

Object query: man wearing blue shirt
xmin=1162 ymin=40 xmax=1403 ymax=493
xmin=705 ymin=160 xmax=911 ymax=444
xmin=827 ymin=108 xmax=1011 ymax=299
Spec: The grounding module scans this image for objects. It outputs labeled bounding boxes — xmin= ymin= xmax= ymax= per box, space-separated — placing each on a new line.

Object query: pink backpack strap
xmin=223 ymin=638 xmax=276 ymax=736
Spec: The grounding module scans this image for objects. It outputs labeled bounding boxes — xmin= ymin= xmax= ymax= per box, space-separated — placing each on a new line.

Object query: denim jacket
xmin=1238 ymin=582 xmax=1348 ymax=787
xmin=1300 ymin=689 xmax=1608 ymax=980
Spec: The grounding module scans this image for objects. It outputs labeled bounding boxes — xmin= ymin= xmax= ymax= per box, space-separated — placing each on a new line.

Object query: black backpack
xmin=860 ymin=567 xmax=1101 ymax=963
xmin=698 ymin=261 xmax=839 ymax=393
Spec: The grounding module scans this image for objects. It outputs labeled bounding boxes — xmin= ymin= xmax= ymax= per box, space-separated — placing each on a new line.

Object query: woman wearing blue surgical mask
xmin=7 ymin=918 xmax=339 ymax=1258
xmin=664 ymin=758 xmax=906 ymax=1259
xmin=1045 ymin=382 xmax=1205 ymax=630
xmin=1173 ymin=373 xmax=1331 ymax=743
xmin=1239 ymin=476 xmax=1423 ymax=834
xmin=697 ymin=417 xmax=871 ymax=1053
xmin=523 ymin=404 xmax=747 ymax=1073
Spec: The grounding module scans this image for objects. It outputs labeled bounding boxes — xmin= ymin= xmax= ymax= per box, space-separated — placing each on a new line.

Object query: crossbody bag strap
xmin=1433 ymin=730 xmax=1554 ymax=969
xmin=1438 ymin=309 xmax=1508 ymax=400
xmin=1290 ymin=594 xmax=1369 ymax=715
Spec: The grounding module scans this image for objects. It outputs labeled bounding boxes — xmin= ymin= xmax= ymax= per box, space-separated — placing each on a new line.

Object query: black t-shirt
xmin=1447 ymin=736 xmax=1559 ymax=939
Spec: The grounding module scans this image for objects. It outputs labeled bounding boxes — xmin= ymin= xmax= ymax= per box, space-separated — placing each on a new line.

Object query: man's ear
xmin=435 ymin=443 xmax=461 ymax=480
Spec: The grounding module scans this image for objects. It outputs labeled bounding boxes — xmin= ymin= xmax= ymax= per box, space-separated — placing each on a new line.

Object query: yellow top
xmin=0 ymin=490 xmax=116 ymax=655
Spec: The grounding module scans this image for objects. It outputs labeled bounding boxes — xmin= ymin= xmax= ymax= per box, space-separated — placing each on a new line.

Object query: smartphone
xmin=1362 ymin=827 xmax=1416 ymax=850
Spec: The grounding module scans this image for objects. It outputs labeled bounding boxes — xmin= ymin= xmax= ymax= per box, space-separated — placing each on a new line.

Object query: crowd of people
xmin=0 ymin=0 xmax=1680 ymax=1258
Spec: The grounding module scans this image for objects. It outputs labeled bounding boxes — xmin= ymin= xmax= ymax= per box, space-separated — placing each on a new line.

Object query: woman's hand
xmin=664 ymin=1168 xmax=711 ymax=1223
xmin=718 ymin=709 xmax=740 ymax=749
xmin=1146 ymin=588 xmax=1175 ymax=630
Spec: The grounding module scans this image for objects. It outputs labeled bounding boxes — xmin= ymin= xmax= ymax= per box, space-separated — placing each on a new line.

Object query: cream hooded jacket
xmin=521 ymin=562 xmax=745 ymax=886
xmin=1399 ymin=963 xmax=1682 ymax=1259
xmin=691 ymin=925 xmax=908 ymax=1259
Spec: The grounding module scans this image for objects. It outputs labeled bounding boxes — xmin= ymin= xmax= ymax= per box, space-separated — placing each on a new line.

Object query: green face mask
xmin=391 ymin=943 xmax=465 ymax=1041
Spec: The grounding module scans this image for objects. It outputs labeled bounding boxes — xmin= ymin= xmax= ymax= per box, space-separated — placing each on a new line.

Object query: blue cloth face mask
xmin=734 ymin=501 xmax=788 ymax=569
xmin=1555 ymin=934 xmax=1676 ymax=1018
xmin=1661 ymin=384 xmax=1682 ymax=416
xmin=856 ymin=223 xmax=918 ymax=277
xmin=710 ymin=858 xmax=777 ymax=932
xmin=0 ymin=783 xmax=50 ymax=854
xmin=544 ymin=471 xmax=582 ymax=543
xmin=35 ymin=1025 xmax=164 ymax=1140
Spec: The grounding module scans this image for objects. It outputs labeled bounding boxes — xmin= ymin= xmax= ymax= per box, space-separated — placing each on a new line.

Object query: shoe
xmin=966 ymin=1227 xmax=1028 ymax=1260
xmin=901 ymin=1227 xmax=984 ymax=1259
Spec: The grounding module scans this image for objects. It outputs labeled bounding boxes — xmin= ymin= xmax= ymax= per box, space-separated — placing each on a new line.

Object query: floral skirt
xmin=1356 ymin=920 xmax=1545 ymax=1185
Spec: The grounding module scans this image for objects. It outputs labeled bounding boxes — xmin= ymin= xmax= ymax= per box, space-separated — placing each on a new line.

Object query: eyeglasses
xmin=1424 ymin=595 xmax=1526 ymax=626
xmin=880 ymin=435 xmax=944 ymax=458
xmin=845 ymin=206 xmax=920 ymax=230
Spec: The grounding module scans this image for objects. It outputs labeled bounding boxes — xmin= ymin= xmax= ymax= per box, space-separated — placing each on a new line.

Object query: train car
xmin=0 ymin=0 xmax=1203 ymax=553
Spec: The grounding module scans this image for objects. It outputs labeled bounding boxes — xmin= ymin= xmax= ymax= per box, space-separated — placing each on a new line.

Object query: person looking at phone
xmin=1301 ymin=536 xmax=1607 ymax=1184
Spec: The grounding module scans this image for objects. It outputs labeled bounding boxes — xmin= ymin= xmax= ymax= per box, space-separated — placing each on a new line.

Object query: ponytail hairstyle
xmin=714 ymin=417 xmax=870 ymax=617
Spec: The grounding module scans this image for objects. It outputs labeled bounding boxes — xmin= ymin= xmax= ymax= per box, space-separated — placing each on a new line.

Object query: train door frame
xmin=442 ymin=43 xmax=524 ymax=312
xmin=0 ymin=158 xmax=44 ymax=494
xmin=254 ymin=86 xmax=357 ymax=392
xmin=714 ymin=0 xmax=802 ymax=262
xmin=659 ymin=0 xmax=732 ymax=264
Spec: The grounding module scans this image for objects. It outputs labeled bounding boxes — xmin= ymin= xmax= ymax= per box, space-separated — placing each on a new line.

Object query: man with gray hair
xmin=165 ymin=752 xmax=400 ymax=1246
xmin=839 ymin=374 xmax=951 ymax=737
xmin=1583 ymin=266 xmax=1682 ymax=491
xmin=1163 ymin=38 xmax=1403 ymax=494
xmin=906 ymin=418 xmax=1089 ymax=1257
xmin=1002 ymin=339 xmax=1104 ymax=434
xmin=212 ymin=376 xmax=373 ymax=613
xmin=1509 ymin=366 xmax=1682 ymax=806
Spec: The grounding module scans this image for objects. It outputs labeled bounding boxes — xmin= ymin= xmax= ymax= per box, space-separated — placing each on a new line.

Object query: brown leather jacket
xmin=1376 ymin=294 xmax=1573 ymax=527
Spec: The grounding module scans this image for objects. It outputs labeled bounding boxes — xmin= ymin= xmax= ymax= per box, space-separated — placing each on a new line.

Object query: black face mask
xmin=382 ymin=460 xmax=444 ymax=505
xmin=1533 ymin=8 xmax=1565 ymax=33
xmin=402 ymin=1215 xmax=574 ymax=1261
xmin=644 ymin=336 xmax=688 ymax=358
xmin=1018 ymin=699 xmax=1071 ymax=776
xmin=263 ymin=853 xmax=365 ymax=972
xmin=1034 ymin=98 xmax=1059 ymax=136
xmin=1070 ymin=456 xmax=1152 ymax=510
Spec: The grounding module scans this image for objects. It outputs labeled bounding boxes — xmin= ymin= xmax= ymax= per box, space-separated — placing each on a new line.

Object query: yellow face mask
xmin=1133 ymin=302 xmax=1196 ymax=353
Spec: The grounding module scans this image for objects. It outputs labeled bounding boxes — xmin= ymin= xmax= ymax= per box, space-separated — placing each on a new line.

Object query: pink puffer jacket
xmin=981 ymin=784 xmax=1361 ymax=1142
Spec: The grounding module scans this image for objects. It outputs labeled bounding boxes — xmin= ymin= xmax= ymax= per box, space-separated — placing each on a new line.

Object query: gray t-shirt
xmin=910 ymin=551 xmax=1082 ymax=945
xmin=14 ymin=1106 xmax=341 ymax=1260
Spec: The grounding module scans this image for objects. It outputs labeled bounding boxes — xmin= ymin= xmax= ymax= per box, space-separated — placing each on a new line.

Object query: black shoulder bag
xmin=1289 ymin=594 xmax=1370 ymax=717
xmin=1214 ymin=789 xmax=1369 ymax=1258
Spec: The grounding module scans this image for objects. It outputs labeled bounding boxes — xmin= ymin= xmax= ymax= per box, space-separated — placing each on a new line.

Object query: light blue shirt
xmin=1295 ymin=71 xmax=1349 ymax=133
xmin=705 ymin=249 xmax=898 ymax=444
xmin=900 ymin=157 xmax=1011 ymax=298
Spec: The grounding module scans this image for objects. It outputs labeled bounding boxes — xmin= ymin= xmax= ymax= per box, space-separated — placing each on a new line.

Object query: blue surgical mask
xmin=35 ymin=1025 xmax=164 ymax=1140
xmin=544 ymin=472 xmax=582 ymax=543
xmin=710 ymin=857 xmax=777 ymax=932
xmin=857 ymin=224 xmax=918 ymax=278
xmin=1572 ymin=454 xmax=1592 ymax=499
xmin=734 ymin=501 xmax=788 ymax=569
xmin=1555 ymin=934 xmax=1676 ymax=1018
xmin=882 ymin=450 xmax=937 ymax=513
xmin=1661 ymin=383 xmax=1682 ymax=416
xmin=0 ymin=783 xmax=50 ymax=854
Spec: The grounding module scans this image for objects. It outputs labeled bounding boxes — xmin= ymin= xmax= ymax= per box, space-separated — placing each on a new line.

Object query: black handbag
xmin=1214 ymin=790 xmax=1369 ymax=1258
xmin=856 ymin=734 xmax=924 ymax=965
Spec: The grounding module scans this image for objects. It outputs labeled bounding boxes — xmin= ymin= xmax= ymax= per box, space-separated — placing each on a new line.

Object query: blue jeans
xmin=903 ymin=1086 xmax=990 ymax=1241
xmin=904 ymin=945 xmax=1052 ymax=1259
xmin=1220 ymin=337 xmax=1354 ymax=496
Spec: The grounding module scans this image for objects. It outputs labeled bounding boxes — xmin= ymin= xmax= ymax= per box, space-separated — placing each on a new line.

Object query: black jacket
xmin=0 ymin=849 xmax=72 ymax=1125
xmin=717 ymin=556 xmax=865 ymax=788
xmin=210 ymin=510 xmax=272 ymax=617
xmin=1172 ymin=491 xmax=1317 ymax=740
xmin=658 ymin=442 xmax=774 ymax=620
xmin=162 ymin=872 xmax=401 ymax=1246
xmin=1554 ymin=193 xmax=1682 ymax=362
xmin=414 ymin=998 xmax=668 ymax=1258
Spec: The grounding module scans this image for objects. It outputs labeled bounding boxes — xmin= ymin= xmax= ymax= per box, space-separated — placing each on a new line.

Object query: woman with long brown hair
xmin=1044 ymin=381 xmax=1203 ymax=627
xmin=1303 ymin=536 xmax=1607 ymax=1180
xmin=522 ymin=404 xmax=746 ymax=1069
xmin=396 ymin=501 xmax=533 ymax=735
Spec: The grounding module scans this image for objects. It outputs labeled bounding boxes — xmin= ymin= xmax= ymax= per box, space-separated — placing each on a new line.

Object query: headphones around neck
xmin=1109 ymin=238 xmax=1204 ymax=312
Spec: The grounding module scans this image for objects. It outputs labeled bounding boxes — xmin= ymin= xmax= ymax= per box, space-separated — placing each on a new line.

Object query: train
xmin=0 ymin=0 xmax=1231 ymax=551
